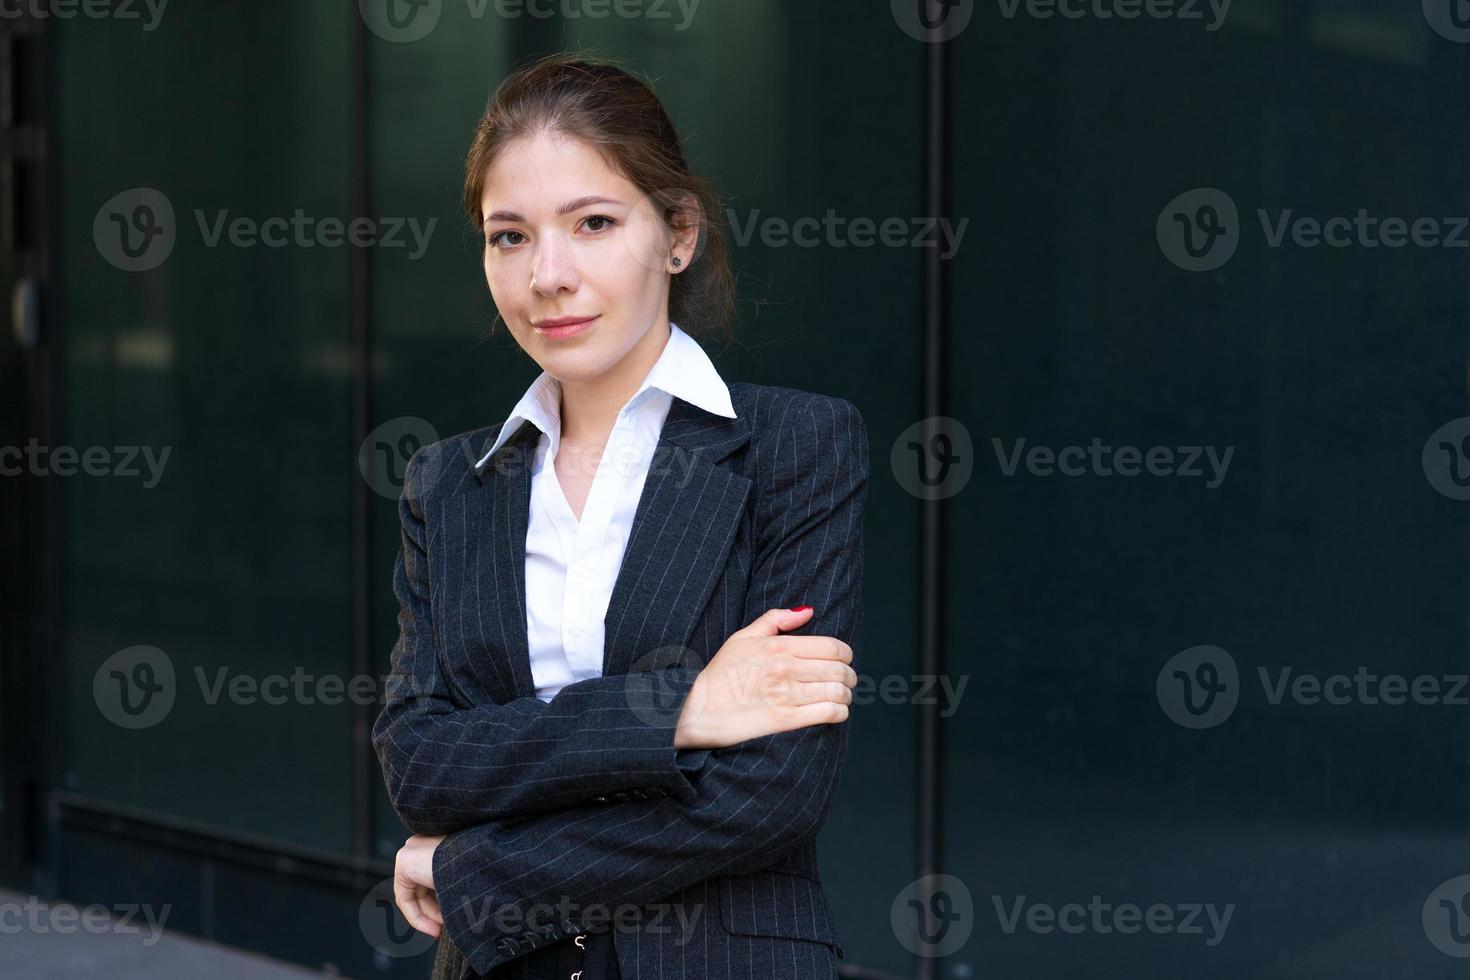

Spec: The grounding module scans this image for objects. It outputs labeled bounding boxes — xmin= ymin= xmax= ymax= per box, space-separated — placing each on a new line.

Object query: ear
xmin=665 ymin=190 xmax=704 ymax=269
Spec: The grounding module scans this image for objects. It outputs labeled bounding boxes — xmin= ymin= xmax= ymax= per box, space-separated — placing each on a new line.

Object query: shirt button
xmin=567 ymin=625 xmax=584 ymax=642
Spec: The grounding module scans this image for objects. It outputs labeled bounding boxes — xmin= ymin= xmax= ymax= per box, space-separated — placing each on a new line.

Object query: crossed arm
xmin=371 ymin=455 xmax=716 ymax=834
xmin=372 ymin=397 xmax=868 ymax=977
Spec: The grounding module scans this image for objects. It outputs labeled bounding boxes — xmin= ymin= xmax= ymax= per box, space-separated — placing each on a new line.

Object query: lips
xmin=535 ymin=315 xmax=597 ymax=329
xmin=533 ymin=314 xmax=599 ymax=340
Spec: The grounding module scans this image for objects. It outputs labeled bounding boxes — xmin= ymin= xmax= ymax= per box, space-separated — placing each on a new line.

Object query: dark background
xmin=3 ymin=0 xmax=1469 ymax=977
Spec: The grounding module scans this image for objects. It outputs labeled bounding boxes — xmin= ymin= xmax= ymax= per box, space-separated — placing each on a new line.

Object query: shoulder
xmin=727 ymin=382 xmax=869 ymax=478
xmin=728 ymin=382 xmax=867 ymax=445
xmin=400 ymin=422 xmax=505 ymax=508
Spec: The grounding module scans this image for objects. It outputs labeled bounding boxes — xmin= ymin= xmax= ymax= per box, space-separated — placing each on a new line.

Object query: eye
xmin=487 ymin=230 xmax=526 ymax=249
xmin=486 ymin=216 xmax=616 ymax=250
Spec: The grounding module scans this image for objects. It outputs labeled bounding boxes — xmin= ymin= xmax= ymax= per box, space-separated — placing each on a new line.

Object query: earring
xmin=671 ymin=256 xmax=682 ymax=270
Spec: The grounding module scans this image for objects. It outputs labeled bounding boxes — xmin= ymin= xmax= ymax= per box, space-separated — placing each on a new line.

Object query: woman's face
xmin=479 ymin=130 xmax=681 ymax=386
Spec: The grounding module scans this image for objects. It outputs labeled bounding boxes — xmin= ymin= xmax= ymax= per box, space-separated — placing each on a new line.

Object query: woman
xmin=371 ymin=52 xmax=869 ymax=980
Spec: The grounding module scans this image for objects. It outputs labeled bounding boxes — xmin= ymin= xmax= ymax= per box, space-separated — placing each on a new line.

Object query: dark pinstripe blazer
xmin=371 ymin=383 xmax=868 ymax=980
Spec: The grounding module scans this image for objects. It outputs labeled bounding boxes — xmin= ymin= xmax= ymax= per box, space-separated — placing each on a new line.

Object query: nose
xmin=530 ymin=235 xmax=579 ymax=297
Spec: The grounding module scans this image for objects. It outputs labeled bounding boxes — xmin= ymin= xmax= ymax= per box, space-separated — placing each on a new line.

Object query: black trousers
xmin=483 ymin=928 xmax=620 ymax=980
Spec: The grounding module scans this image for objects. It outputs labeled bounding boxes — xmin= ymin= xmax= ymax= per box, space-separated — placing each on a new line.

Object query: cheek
xmin=618 ymin=215 xmax=670 ymax=274
xmin=483 ymin=253 xmax=514 ymax=296
xmin=583 ymin=241 xmax=661 ymax=298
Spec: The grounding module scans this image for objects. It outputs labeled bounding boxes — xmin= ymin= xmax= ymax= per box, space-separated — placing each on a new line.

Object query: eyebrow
xmin=482 ymin=196 xmax=626 ymax=228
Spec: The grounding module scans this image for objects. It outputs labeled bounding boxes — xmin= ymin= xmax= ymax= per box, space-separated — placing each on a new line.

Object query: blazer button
xmin=594 ymin=795 xmax=609 ymax=803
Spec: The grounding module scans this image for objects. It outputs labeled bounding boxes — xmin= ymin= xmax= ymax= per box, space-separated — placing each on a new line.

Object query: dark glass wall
xmin=33 ymin=0 xmax=1470 ymax=977
xmin=57 ymin=6 xmax=355 ymax=850
xmin=945 ymin=1 xmax=1470 ymax=976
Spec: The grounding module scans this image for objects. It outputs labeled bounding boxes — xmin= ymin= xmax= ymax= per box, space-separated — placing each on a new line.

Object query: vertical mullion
xmin=915 ymin=17 xmax=950 ymax=980
xmin=1 ymin=9 xmax=62 ymax=896
xmin=349 ymin=1 xmax=373 ymax=862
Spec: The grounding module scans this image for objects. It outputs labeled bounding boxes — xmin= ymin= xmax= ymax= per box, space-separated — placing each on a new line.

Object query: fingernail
xmin=789 ymin=605 xmax=813 ymax=613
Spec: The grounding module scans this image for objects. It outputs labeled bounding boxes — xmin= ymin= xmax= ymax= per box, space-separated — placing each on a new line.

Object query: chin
xmin=540 ymin=349 xmax=615 ymax=383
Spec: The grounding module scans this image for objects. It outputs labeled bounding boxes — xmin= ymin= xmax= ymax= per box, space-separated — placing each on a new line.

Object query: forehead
xmin=481 ymin=132 xmax=630 ymax=208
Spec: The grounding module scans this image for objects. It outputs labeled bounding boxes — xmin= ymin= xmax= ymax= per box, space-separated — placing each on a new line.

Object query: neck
xmin=558 ymin=318 xmax=672 ymax=445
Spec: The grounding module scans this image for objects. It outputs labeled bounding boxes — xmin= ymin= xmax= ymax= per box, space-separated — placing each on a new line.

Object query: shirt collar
xmin=475 ymin=321 xmax=735 ymax=470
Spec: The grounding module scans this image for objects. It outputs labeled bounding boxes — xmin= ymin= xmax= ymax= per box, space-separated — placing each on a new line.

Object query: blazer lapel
xmin=601 ymin=397 xmax=752 ymax=678
xmin=471 ymin=420 xmax=539 ymax=704
xmin=468 ymin=397 xmax=751 ymax=703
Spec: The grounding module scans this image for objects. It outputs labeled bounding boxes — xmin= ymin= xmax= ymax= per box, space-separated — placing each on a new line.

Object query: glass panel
xmin=57 ymin=5 xmax=355 ymax=852
xmin=948 ymin=2 xmax=1470 ymax=976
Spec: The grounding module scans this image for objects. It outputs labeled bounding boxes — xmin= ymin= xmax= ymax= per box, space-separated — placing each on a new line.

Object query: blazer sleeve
xmin=371 ymin=445 xmax=714 ymax=838
xmin=430 ymin=396 xmax=868 ymax=976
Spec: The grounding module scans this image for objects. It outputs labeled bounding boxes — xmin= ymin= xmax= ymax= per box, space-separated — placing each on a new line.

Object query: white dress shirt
xmin=474 ymin=322 xmax=738 ymax=702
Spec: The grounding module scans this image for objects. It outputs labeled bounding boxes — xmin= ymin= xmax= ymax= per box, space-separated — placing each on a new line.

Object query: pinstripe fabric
xmin=372 ymin=384 xmax=867 ymax=980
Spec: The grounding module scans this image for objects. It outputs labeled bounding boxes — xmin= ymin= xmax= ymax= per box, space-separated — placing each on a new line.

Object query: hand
xmin=674 ymin=606 xmax=856 ymax=750
xmin=394 ymin=833 xmax=447 ymax=938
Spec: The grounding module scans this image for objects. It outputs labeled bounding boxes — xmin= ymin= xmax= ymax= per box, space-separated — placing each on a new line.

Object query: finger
xmin=420 ymin=887 xmax=444 ymax=928
xmin=785 ymin=635 xmax=853 ymax=663
xmin=413 ymin=897 xmax=442 ymax=938
xmin=793 ymin=680 xmax=854 ymax=706
xmin=793 ymin=662 xmax=858 ymax=687
xmin=787 ymin=699 xmax=850 ymax=728
xmin=732 ymin=606 xmax=814 ymax=639
xmin=393 ymin=875 xmax=422 ymax=930
xmin=395 ymin=877 xmax=441 ymax=937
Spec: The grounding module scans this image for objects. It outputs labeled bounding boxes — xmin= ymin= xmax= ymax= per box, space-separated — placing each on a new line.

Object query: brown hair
xmin=463 ymin=51 xmax=735 ymax=350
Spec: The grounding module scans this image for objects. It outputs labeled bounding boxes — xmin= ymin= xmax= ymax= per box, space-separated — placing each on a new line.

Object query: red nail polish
xmin=789 ymin=605 xmax=813 ymax=613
